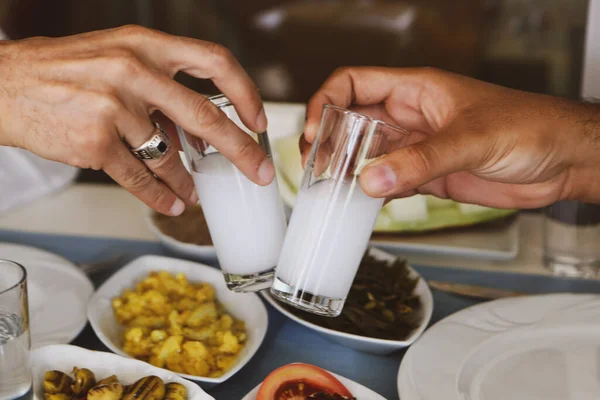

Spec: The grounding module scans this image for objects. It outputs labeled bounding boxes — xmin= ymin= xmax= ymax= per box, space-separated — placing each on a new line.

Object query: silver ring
xmin=130 ymin=122 xmax=171 ymax=160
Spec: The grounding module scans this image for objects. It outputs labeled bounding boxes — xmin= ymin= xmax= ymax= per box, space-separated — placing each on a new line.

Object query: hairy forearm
xmin=0 ymin=41 xmax=15 ymax=148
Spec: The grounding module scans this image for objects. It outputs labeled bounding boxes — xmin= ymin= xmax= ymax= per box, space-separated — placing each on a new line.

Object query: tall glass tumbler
xmin=271 ymin=105 xmax=410 ymax=316
xmin=177 ymin=94 xmax=287 ymax=292
xmin=543 ymin=200 xmax=600 ymax=278
xmin=0 ymin=260 xmax=32 ymax=400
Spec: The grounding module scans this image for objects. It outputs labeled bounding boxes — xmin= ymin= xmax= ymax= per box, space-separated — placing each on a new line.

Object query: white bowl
xmin=87 ymin=255 xmax=269 ymax=388
xmin=145 ymin=207 xmax=218 ymax=263
xmin=241 ymin=363 xmax=386 ymax=400
xmin=30 ymin=344 xmax=213 ymax=400
xmin=263 ymin=247 xmax=434 ymax=355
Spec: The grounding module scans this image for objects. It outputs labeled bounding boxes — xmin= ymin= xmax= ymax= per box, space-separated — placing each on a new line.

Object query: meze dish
xmin=43 ymin=367 xmax=187 ymax=400
xmin=112 ymin=271 xmax=246 ymax=378
xmin=279 ymin=253 xmax=422 ymax=341
xmin=151 ymin=206 xmax=213 ymax=246
xmin=256 ymin=364 xmax=355 ymax=400
xmin=263 ymin=247 xmax=433 ymax=354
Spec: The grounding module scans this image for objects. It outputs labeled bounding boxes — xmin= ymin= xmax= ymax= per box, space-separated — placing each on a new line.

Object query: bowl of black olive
xmin=262 ymin=247 xmax=434 ymax=355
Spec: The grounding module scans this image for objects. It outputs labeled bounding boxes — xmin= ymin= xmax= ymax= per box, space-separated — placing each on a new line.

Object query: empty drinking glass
xmin=271 ymin=105 xmax=411 ymax=316
xmin=177 ymin=94 xmax=287 ymax=292
xmin=543 ymin=200 xmax=600 ymax=278
xmin=0 ymin=260 xmax=32 ymax=400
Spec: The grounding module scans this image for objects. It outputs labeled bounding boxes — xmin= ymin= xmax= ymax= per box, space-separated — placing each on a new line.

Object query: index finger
xmin=124 ymin=28 xmax=267 ymax=133
xmin=142 ymin=75 xmax=274 ymax=186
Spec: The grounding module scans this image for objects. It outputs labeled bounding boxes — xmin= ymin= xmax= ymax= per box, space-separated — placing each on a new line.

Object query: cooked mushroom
xmin=87 ymin=383 xmax=124 ymax=400
xmin=122 ymin=376 xmax=165 ymax=400
xmin=164 ymin=383 xmax=186 ymax=400
xmin=96 ymin=375 xmax=119 ymax=386
xmin=71 ymin=367 xmax=96 ymax=396
xmin=43 ymin=371 xmax=73 ymax=395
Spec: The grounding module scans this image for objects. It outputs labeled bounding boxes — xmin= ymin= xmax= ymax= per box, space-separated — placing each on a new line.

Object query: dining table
xmin=2 ymin=183 xmax=600 ymax=400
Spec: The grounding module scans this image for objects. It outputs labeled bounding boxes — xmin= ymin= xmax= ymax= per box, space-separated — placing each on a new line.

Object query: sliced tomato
xmin=256 ymin=363 xmax=353 ymax=400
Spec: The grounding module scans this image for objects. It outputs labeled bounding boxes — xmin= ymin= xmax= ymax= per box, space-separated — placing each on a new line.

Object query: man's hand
xmin=0 ymin=25 xmax=274 ymax=215
xmin=305 ymin=67 xmax=600 ymax=208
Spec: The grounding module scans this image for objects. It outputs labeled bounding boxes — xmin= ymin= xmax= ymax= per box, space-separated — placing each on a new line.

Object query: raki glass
xmin=177 ymin=94 xmax=287 ymax=292
xmin=0 ymin=260 xmax=32 ymax=400
xmin=271 ymin=105 xmax=410 ymax=316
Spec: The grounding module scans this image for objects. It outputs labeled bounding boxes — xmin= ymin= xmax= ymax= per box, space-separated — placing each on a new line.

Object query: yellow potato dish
xmin=111 ymin=271 xmax=247 ymax=378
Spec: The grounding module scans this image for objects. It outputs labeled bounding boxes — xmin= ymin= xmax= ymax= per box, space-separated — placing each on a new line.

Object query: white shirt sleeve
xmin=0 ymin=29 xmax=79 ymax=214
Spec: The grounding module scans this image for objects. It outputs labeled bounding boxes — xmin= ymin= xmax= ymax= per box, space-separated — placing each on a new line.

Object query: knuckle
xmin=123 ymin=166 xmax=153 ymax=192
xmin=405 ymin=143 xmax=435 ymax=178
xmin=109 ymin=51 xmax=145 ymax=77
xmin=87 ymin=130 xmax=112 ymax=153
xmin=207 ymin=42 xmax=235 ymax=69
xmin=68 ymin=152 xmax=103 ymax=170
xmin=331 ymin=66 xmax=351 ymax=78
xmin=234 ymin=139 xmax=261 ymax=165
xmin=92 ymin=93 xmax=121 ymax=120
xmin=117 ymin=24 xmax=149 ymax=38
xmin=67 ymin=155 xmax=86 ymax=169
xmin=75 ymin=128 xmax=112 ymax=158
xmin=192 ymin=97 xmax=224 ymax=131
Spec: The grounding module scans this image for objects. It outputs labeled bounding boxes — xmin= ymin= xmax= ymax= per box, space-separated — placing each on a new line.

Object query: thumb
xmin=359 ymin=130 xmax=482 ymax=197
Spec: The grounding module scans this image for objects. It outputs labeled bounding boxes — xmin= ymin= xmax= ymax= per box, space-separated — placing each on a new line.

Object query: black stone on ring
xmin=130 ymin=122 xmax=171 ymax=160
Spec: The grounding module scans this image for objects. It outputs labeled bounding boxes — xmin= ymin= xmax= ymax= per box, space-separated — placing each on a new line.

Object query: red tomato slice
xmin=256 ymin=363 xmax=354 ymax=400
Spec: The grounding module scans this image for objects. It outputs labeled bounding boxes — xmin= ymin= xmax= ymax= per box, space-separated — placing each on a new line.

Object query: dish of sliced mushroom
xmin=42 ymin=367 xmax=187 ymax=400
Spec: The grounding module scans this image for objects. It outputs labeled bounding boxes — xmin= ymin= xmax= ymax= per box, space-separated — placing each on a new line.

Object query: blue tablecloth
xmin=2 ymin=229 xmax=600 ymax=400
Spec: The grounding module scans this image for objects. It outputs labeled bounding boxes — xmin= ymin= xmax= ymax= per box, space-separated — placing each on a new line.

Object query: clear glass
xmin=270 ymin=105 xmax=411 ymax=316
xmin=543 ymin=200 xmax=600 ymax=278
xmin=0 ymin=260 xmax=32 ymax=400
xmin=177 ymin=94 xmax=287 ymax=292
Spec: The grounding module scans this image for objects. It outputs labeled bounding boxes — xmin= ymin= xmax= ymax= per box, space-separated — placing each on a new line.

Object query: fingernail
xmin=169 ymin=197 xmax=185 ymax=216
xmin=361 ymin=164 xmax=396 ymax=195
xmin=258 ymin=157 xmax=275 ymax=184
xmin=188 ymin=189 xmax=199 ymax=204
xmin=257 ymin=106 xmax=268 ymax=132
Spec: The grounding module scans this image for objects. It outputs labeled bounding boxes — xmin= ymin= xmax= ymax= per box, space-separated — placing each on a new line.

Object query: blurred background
xmin=0 ymin=0 xmax=590 ymax=183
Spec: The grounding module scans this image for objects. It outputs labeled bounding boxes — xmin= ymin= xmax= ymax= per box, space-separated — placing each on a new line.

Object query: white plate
xmin=370 ymin=217 xmax=519 ymax=261
xmin=0 ymin=242 xmax=93 ymax=347
xmin=398 ymin=293 xmax=600 ymax=400
xmin=87 ymin=255 xmax=268 ymax=388
xmin=31 ymin=344 xmax=213 ymax=400
xmin=263 ymin=247 xmax=433 ymax=355
xmin=241 ymin=363 xmax=386 ymax=400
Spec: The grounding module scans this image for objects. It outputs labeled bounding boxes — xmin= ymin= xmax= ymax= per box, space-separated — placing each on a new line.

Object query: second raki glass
xmin=0 ymin=260 xmax=32 ymax=400
xmin=271 ymin=105 xmax=411 ymax=316
xmin=178 ymin=94 xmax=287 ymax=292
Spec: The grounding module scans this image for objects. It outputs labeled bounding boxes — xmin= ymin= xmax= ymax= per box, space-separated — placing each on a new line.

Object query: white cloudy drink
xmin=177 ymin=94 xmax=288 ymax=292
xmin=192 ymin=152 xmax=287 ymax=291
xmin=269 ymin=104 xmax=408 ymax=316
xmin=272 ymin=179 xmax=384 ymax=315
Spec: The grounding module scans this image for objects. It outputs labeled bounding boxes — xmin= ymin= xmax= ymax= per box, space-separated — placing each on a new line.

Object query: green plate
xmin=274 ymin=135 xmax=517 ymax=234
xmin=374 ymin=206 xmax=517 ymax=233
